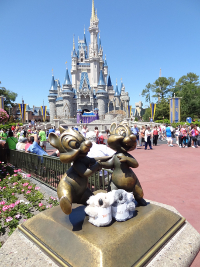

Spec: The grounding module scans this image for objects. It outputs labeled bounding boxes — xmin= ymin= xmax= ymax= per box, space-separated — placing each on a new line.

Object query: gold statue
xmin=101 ymin=121 xmax=147 ymax=206
xmin=49 ymin=126 xmax=110 ymax=215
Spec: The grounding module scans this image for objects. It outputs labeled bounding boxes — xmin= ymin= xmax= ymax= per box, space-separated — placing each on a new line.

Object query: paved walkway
xmin=129 ymin=144 xmax=200 ymax=266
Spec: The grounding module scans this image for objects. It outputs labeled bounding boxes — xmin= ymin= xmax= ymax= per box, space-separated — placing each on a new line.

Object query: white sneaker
xmin=192 ymin=146 xmax=195 ymax=148
xmin=170 ymin=144 xmax=173 ymax=147
xmin=185 ymin=146 xmax=188 ymax=148
xmin=179 ymin=145 xmax=182 ymax=148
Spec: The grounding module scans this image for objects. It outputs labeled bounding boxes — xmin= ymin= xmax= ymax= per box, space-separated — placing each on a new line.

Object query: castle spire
xmin=91 ymin=0 xmax=95 ymax=21
xmin=73 ymin=35 xmax=75 ymax=50
xmin=98 ymin=69 xmax=106 ymax=86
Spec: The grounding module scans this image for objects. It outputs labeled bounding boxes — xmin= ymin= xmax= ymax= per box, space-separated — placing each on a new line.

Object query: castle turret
xmin=96 ymin=70 xmax=108 ymax=118
xmin=48 ymin=74 xmax=57 ymax=122
xmin=114 ymin=80 xmax=120 ymax=108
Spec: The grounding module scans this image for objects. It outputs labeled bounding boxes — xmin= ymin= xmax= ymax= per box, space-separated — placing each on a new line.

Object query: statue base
xmin=18 ymin=203 xmax=185 ymax=267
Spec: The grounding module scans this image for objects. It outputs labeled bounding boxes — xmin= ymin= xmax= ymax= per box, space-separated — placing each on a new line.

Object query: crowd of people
xmin=0 ymin=125 xmax=61 ymax=157
xmin=130 ymin=123 xmax=200 ymax=149
xmin=1 ymin=122 xmax=199 ymax=160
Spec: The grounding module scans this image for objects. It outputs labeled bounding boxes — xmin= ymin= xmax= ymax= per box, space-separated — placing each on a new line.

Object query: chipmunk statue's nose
xmin=84 ymin=140 xmax=92 ymax=148
xmin=80 ymin=140 xmax=92 ymax=154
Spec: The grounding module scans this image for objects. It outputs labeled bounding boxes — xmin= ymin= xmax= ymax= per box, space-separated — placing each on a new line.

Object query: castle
xmin=48 ymin=0 xmax=130 ymax=123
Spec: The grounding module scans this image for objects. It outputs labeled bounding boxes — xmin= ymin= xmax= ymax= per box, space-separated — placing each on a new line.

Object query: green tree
xmin=0 ymin=87 xmax=18 ymax=113
xmin=141 ymin=83 xmax=152 ymax=103
xmin=174 ymin=73 xmax=200 ymax=120
xmin=142 ymin=108 xmax=151 ymax=122
xmin=152 ymin=77 xmax=175 ymax=100
xmin=154 ymin=99 xmax=169 ymax=120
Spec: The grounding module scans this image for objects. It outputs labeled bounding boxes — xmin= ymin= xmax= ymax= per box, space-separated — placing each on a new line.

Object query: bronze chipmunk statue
xmin=49 ymin=126 xmax=111 ymax=215
xmin=100 ymin=121 xmax=147 ymax=206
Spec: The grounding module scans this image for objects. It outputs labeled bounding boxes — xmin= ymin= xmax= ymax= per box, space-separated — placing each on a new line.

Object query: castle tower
xmin=62 ymin=68 xmax=74 ymax=118
xmin=48 ymin=74 xmax=57 ymax=122
xmin=114 ymin=80 xmax=120 ymax=108
xmin=96 ymin=69 xmax=108 ymax=118
xmin=89 ymin=0 xmax=100 ymax=88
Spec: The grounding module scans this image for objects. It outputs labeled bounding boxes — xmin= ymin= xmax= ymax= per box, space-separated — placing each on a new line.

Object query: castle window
xmin=81 ymin=58 xmax=83 ymax=62
xmin=81 ymin=53 xmax=83 ymax=56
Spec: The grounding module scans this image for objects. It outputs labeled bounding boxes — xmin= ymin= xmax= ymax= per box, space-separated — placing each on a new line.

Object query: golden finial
xmin=52 ymin=69 xmax=53 ymax=75
xmin=91 ymin=0 xmax=95 ymax=21
xmin=73 ymin=35 xmax=75 ymax=50
xmin=65 ymin=61 xmax=67 ymax=68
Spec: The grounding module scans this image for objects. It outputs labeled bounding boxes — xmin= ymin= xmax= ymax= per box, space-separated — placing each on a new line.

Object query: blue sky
xmin=0 ymin=0 xmax=200 ymax=110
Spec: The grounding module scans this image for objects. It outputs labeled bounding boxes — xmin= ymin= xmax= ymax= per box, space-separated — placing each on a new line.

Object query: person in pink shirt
xmin=25 ymin=136 xmax=34 ymax=151
xmin=190 ymin=125 xmax=198 ymax=148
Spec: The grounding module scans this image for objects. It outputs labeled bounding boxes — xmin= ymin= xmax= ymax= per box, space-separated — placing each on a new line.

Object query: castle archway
xmin=82 ymin=109 xmax=90 ymax=114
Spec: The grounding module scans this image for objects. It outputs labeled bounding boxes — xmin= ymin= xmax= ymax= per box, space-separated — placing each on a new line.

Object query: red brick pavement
xmin=129 ymin=144 xmax=200 ymax=266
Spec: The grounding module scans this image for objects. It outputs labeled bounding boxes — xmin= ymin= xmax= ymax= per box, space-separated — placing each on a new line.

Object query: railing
xmin=7 ymin=149 xmax=113 ymax=191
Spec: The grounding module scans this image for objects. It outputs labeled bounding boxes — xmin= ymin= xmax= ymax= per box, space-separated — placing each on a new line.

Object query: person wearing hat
xmin=16 ymin=137 xmax=28 ymax=151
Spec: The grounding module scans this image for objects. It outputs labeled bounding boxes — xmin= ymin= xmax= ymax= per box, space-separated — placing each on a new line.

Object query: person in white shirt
xmin=16 ymin=137 xmax=28 ymax=151
xmin=144 ymin=126 xmax=153 ymax=150
xmin=81 ymin=125 xmax=88 ymax=138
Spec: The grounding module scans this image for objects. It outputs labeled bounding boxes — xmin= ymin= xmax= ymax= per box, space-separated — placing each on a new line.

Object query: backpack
xmin=97 ymin=135 xmax=105 ymax=144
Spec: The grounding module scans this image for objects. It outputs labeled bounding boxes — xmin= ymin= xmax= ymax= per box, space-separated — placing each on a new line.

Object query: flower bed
xmin=0 ymin=162 xmax=59 ymax=247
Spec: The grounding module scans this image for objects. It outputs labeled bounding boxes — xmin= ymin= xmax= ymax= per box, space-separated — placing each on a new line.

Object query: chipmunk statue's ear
xmin=49 ymin=133 xmax=60 ymax=150
xmin=59 ymin=125 xmax=68 ymax=134
xmin=110 ymin=123 xmax=117 ymax=134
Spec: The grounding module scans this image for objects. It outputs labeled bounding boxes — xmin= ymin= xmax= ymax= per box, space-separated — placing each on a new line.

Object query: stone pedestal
xmin=1 ymin=201 xmax=200 ymax=267
xmin=18 ymin=203 xmax=185 ymax=267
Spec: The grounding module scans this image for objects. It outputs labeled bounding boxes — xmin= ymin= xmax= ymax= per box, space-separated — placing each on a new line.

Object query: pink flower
xmin=2 ymin=205 xmax=9 ymax=211
xmin=38 ymin=203 xmax=43 ymax=207
xmin=50 ymin=196 xmax=54 ymax=199
xmin=15 ymin=200 xmax=20 ymax=205
xmin=28 ymin=186 xmax=32 ymax=189
xmin=0 ymin=201 xmax=6 ymax=205
xmin=0 ymin=179 xmax=1 ymax=181
xmin=6 ymin=217 xmax=13 ymax=222
xmin=24 ymin=219 xmax=27 ymax=222
xmin=15 ymin=214 xmax=21 ymax=219
xmin=26 ymin=174 xmax=31 ymax=177
xmin=0 ymin=187 xmax=1 ymax=190
xmin=21 ymin=189 xmax=24 ymax=192
xmin=23 ymin=183 xmax=29 ymax=187
xmin=13 ymin=182 xmax=18 ymax=186
xmin=35 ymin=187 xmax=40 ymax=190
xmin=26 ymin=190 xmax=31 ymax=194
xmin=3 ymin=187 xmax=6 ymax=189
xmin=9 ymin=203 xmax=15 ymax=208
xmin=12 ymin=193 xmax=15 ymax=195
xmin=13 ymin=174 xmax=17 ymax=177
xmin=14 ymin=170 xmax=18 ymax=173
xmin=18 ymin=169 xmax=21 ymax=172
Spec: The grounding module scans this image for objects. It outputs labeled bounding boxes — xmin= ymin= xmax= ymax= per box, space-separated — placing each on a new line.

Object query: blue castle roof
xmin=107 ymin=75 xmax=112 ymax=86
xmin=114 ymin=83 xmax=120 ymax=96
xmin=63 ymin=68 xmax=71 ymax=85
xmin=98 ymin=70 xmax=106 ymax=86
xmin=50 ymin=75 xmax=57 ymax=91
